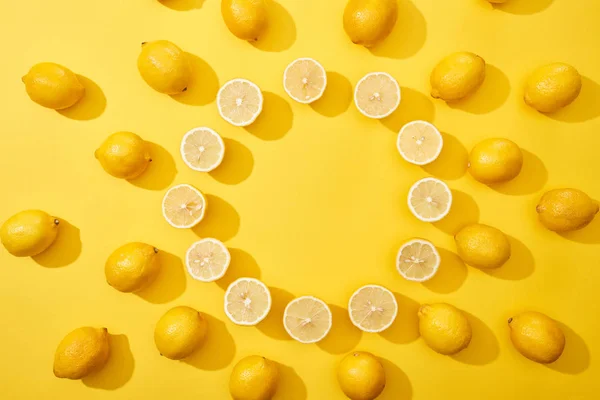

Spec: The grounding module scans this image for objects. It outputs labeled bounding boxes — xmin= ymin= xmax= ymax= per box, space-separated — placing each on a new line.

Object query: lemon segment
xmin=396 ymin=239 xmax=440 ymax=282
xmin=283 ymin=58 xmax=327 ymax=104
xmin=224 ymin=278 xmax=272 ymax=326
xmin=185 ymin=238 xmax=231 ymax=282
xmin=397 ymin=121 xmax=443 ymax=165
xmin=162 ymin=184 xmax=206 ymax=229
xmin=348 ymin=284 xmax=397 ymax=333
xmin=407 ymin=178 xmax=452 ymax=222
xmin=180 ymin=127 xmax=225 ymax=172
xmin=283 ymin=296 xmax=332 ymax=343
xmin=218 ymin=79 xmax=263 ymax=127
xmin=354 ymin=72 xmax=400 ymax=119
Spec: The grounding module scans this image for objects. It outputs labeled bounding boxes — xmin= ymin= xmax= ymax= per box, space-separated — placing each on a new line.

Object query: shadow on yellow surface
xmin=185 ymin=313 xmax=236 ymax=370
xmin=311 ymin=72 xmax=353 ymax=118
xmin=193 ymin=195 xmax=240 ymax=241
xmin=547 ymin=322 xmax=590 ymax=374
xmin=82 ymin=334 xmax=134 ymax=390
xmin=423 ymin=132 xmax=468 ymax=180
xmin=433 ymin=190 xmax=480 ymax=235
xmin=489 ymin=150 xmax=547 ymax=195
xmin=210 ymin=138 xmax=254 ymax=185
xmin=484 ymin=236 xmax=535 ymax=280
xmin=560 ymin=213 xmax=600 ymax=244
xmin=448 ymin=65 xmax=511 ymax=114
xmin=217 ymin=248 xmax=262 ymax=289
xmin=33 ymin=219 xmax=81 ymax=268
xmin=58 ymin=75 xmax=106 ymax=120
xmin=318 ymin=305 xmax=362 ymax=354
xmin=548 ymin=76 xmax=600 ymax=123
xmin=380 ymin=293 xmax=420 ymax=344
xmin=494 ymin=0 xmax=555 ymax=15
xmin=171 ymin=53 xmax=219 ymax=106
xmin=452 ymin=312 xmax=500 ymax=365
xmin=129 ymin=142 xmax=177 ymax=191
xmin=369 ymin=0 xmax=426 ymax=60
xmin=159 ymin=0 xmax=205 ymax=11
xmin=380 ymin=88 xmax=435 ymax=133
xmin=246 ymin=92 xmax=293 ymax=140
xmin=137 ymin=251 xmax=187 ymax=304
xmin=275 ymin=363 xmax=307 ymax=400
xmin=251 ymin=1 xmax=296 ymax=52
xmin=378 ymin=358 xmax=413 ymax=400
xmin=423 ymin=248 xmax=467 ymax=293
xmin=257 ymin=287 xmax=295 ymax=340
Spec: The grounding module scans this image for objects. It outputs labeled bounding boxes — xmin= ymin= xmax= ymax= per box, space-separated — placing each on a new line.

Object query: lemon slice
xmin=397 ymin=239 xmax=440 ymax=282
xmin=224 ymin=278 xmax=271 ymax=326
xmin=348 ymin=285 xmax=398 ymax=333
xmin=162 ymin=184 xmax=207 ymax=229
xmin=283 ymin=296 xmax=332 ymax=343
xmin=185 ymin=238 xmax=231 ymax=282
xmin=217 ymin=79 xmax=263 ymax=127
xmin=354 ymin=72 xmax=401 ymax=119
xmin=397 ymin=121 xmax=443 ymax=165
xmin=180 ymin=127 xmax=225 ymax=172
xmin=408 ymin=178 xmax=452 ymax=222
xmin=283 ymin=58 xmax=327 ymax=104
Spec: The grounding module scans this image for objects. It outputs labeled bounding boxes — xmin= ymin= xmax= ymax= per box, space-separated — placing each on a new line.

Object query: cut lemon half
xmin=180 ymin=127 xmax=225 ymax=172
xmin=162 ymin=184 xmax=206 ymax=228
xmin=397 ymin=239 xmax=440 ymax=282
xmin=185 ymin=238 xmax=231 ymax=282
xmin=217 ymin=79 xmax=263 ymax=127
xmin=283 ymin=58 xmax=327 ymax=104
xmin=348 ymin=285 xmax=398 ymax=333
xmin=354 ymin=72 xmax=401 ymax=119
xmin=408 ymin=178 xmax=452 ymax=222
xmin=283 ymin=296 xmax=332 ymax=344
xmin=224 ymin=278 xmax=271 ymax=326
xmin=397 ymin=121 xmax=443 ymax=165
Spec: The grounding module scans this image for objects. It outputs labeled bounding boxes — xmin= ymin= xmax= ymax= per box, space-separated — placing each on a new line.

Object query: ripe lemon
xmin=53 ymin=327 xmax=110 ymax=379
xmin=354 ymin=72 xmax=400 ymax=119
xmin=418 ymin=303 xmax=471 ymax=355
xmin=185 ymin=238 xmax=231 ymax=282
xmin=524 ymin=63 xmax=581 ymax=113
xmin=454 ymin=223 xmax=511 ymax=269
xmin=536 ymin=188 xmax=598 ymax=232
xmin=430 ymin=52 xmax=486 ymax=101
xmin=1 ymin=210 xmax=60 ymax=257
xmin=407 ymin=178 xmax=452 ymax=222
xmin=105 ymin=242 xmax=161 ymax=293
xmin=225 ymin=278 xmax=272 ymax=326
xmin=337 ymin=352 xmax=386 ymax=400
xmin=396 ymin=238 xmax=440 ymax=282
xmin=348 ymin=285 xmax=397 ymax=333
xmin=22 ymin=62 xmax=84 ymax=110
xmin=229 ymin=355 xmax=279 ymax=400
xmin=343 ymin=0 xmax=398 ymax=48
xmin=397 ymin=121 xmax=443 ymax=166
xmin=469 ymin=138 xmax=523 ymax=184
xmin=283 ymin=296 xmax=332 ymax=343
xmin=217 ymin=79 xmax=264 ymax=127
xmin=283 ymin=58 xmax=327 ymax=104
xmin=137 ymin=40 xmax=191 ymax=95
xmin=221 ymin=0 xmax=268 ymax=41
xmin=154 ymin=306 xmax=208 ymax=360
xmin=180 ymin=127 xmax=225 ymax=172
xmin=509 ymin=311 xmax=565 ymax=363
xmin=95 ymin=132 xmax=151 ymax=179
xmin=162 ymin=184 xmax=207 ymax=229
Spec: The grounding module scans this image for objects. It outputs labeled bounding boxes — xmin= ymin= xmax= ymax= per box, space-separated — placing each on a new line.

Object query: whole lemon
xmin=22 ymin=62 xmax=85 ymax=110
xmin=524 ymin=63 xmax=582 ymax=113
xmin=137 ymin=40 xmax=191 ymax=94
xmin=343 ymin=0 xmax=398 ymax=48
xmin=95 ymin=132 xmax=151 ymax=179
xmin=430 ymin=52 xmax=486 ymax=101
xmin=105 ymin=242 xmax=160 ymax=293
xmin=154 ymin=306 xmax=208 ymax=360
xmin=454 ymin=223 xmax=511 ymax=269
xmin=509 ymin=311 xmax=565 ymax=364
xmin=536 ymin=188 xmax=598 ymax=232
xmin=469 ymin=138 xmax=523 ymax=184
xmin=418 ymin=303 xmax=472 ymax=355
xmin=337 ymin=352 xmax=385 ymax=400
xmin=53 ymin=327 xmax=110 ymax=379
xmin=229 ymin=355 xmax=279 ymax=400
xmin=222 ymin=0 xmax=268 ymax=41
xmin=1 ymin=210 xmax=60 ymax=257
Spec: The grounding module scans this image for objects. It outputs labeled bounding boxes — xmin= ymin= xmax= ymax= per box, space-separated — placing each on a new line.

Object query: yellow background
xmin=0 ymin=0 xmax=599 ymax=398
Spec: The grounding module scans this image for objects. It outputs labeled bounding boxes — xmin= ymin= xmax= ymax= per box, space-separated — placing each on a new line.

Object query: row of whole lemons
xmin=5 ymin=0 xmax=598 ymax=399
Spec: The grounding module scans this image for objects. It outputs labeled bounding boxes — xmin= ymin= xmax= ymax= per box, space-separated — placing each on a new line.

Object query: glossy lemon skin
xmin=154 ymin=306 xmax=208 ymax=360
xmin=1 ymin=210 xmax=60 ymax=257
xmin=22 ymin=62 xmax=85 ymax=109
xmin=343 ymin=0 xmax=398 ymax=48
xmin=337 ymin=351 xmax=386 ymax=400
xmin=509 ymin=311 xmax=565 ymax=364
xmin=95 ymin=131 xmax=151 ymax=179
xmin=137 ymin=40 xmax=191 ymax=94
xmin=536 ymin=188 xmax=598 ymax=232
xmin=524 ymin=63 xmax=582 ymax=113
xmin=53 ymin=327 xmax=110 ymax=379
xmin=418 ymin=303 xmax=472 ymax=355
xmin=430 ymin=52 xmax=486 ymax=101
xmin=105 ymin=242 xmax=160 ymax=293
xmin=229 ymin=355 xmax=279 ymax=400
xmin=469 ymin=138 xmax=523 ymax=184
xmin=222 ymin=0 xmax=268 ymax=41
xmin=455 ymin=223 xmax=511 ymax=269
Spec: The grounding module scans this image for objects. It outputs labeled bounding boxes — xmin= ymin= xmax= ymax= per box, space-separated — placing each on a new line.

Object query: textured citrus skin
xmin=430 ymin=52 xmax=486 ymax=101
xmin=105 ymin=242 xmax=160 ymax=292
xmin=137 ymin=40 xmax=191 ymax=94
xmin=53 ymin=327 xmax=110 ymax=379
xmin=418 ymin=303 xmax=472 ymax=355
xmin=95 ymin=132 xmax=151 ymax=179
xmin=154 ymin=306 xmax=208 ymax=360
xmin=469 ymin=138 xmax=523 ymax=184
xmin=455 ymin=224 xmax=511 ymax=269
xmin=536 ymin=188 xmax=598 ymax=232
xmin=0 ymin=210 xmax=59 ymax=257
xmin=222 ymin=0 xmax=268 ymax=41
xmin=343 ymin=0 xmax=398 ymax=48
xmin=509 ymin=311 xmax=565 ymax=364
xmin=229 ymin=355 xmax=279 ymax=400
xmin=524 ymin=63 xmax=582 ymax=113
xmin=22 ymin=62 xmax=84 ymax=109
xmin=337 ymin=352 xmax=386 ymax=400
